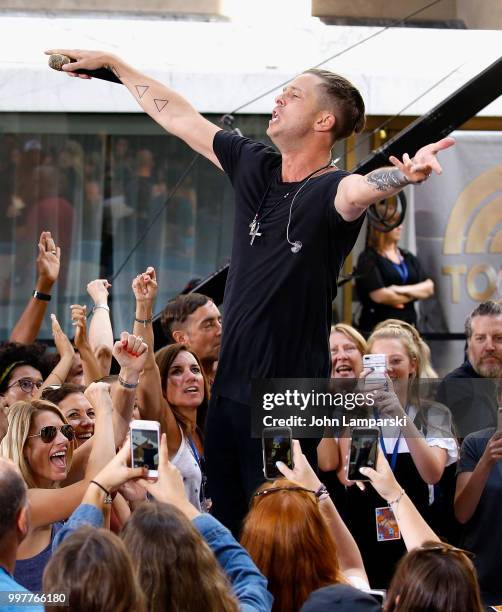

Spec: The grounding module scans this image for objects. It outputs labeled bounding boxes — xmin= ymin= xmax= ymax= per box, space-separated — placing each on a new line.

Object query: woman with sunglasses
xmin=0 ymin=385 xmax=116 ymax=592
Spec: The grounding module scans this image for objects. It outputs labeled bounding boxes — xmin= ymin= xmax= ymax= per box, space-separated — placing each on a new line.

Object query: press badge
xmin=375 ymin=506 xmax=401 ymax=541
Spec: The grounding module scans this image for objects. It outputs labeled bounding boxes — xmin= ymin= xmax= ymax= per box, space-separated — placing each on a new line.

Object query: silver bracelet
xmin=388 ymin=488 xmax=405 ymax=508
xmin=93 ymin=304 xmax=110 ymax=313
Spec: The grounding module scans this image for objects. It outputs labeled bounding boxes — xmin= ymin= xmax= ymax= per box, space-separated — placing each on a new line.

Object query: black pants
xmin=205 ymin=394 xmax=320 ymax=538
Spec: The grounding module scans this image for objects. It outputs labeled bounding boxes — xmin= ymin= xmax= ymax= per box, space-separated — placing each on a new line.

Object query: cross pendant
xmin=249 ymin=220 xmax=262 ymax=245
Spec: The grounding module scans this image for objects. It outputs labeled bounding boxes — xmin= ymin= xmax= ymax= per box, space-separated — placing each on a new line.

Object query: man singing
xmin=47 ymin=48 xmax=454 ymax=534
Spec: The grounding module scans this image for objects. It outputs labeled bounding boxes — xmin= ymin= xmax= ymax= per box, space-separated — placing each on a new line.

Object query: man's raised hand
xmin=389 ymin=137 xmax=455 ymax=183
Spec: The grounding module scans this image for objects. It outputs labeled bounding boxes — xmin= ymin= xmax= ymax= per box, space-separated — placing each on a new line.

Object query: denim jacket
xmin=53 ymin=504 xmax=272 ymax=612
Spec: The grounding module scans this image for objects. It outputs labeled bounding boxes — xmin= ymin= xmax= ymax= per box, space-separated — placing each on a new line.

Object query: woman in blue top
xmin=356 ymin=216 xmax=434 ymax=333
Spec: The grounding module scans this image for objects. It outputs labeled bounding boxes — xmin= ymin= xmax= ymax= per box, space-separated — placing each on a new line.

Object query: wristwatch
xmin=32 ymin=290 xmax=51 ymax=301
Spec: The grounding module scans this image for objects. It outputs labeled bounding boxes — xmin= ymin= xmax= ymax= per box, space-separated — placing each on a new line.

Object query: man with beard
xmin=438 ymin=300 xmax=502 ymax=439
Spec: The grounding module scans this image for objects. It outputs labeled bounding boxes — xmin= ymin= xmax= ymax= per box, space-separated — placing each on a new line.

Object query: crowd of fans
xmin=0 ymin=229 xmax=501 ymax=611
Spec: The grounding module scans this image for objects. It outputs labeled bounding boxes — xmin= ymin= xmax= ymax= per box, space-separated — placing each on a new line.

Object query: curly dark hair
xmin=0 ymin=342 xmax=46 ymax=394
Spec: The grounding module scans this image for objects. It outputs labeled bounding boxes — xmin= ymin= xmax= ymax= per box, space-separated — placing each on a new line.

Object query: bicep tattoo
xmin=365 ymin=168 xmax=410 ymax=192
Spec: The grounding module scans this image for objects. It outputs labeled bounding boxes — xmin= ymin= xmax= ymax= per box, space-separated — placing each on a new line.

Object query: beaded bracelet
xmin=388 ymin=488 xmax=405 ymax=508
xmin=118 ymin=375 xmax=139 ymax=389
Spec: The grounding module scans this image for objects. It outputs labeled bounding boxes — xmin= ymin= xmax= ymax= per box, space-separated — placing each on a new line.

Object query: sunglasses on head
xmin=8 ymin=378 xmax=43 ymax=393
xmin=28 ymin=424 xmax=75 ymax=443
xmin=253 ymin=486 xmax=316 ymax=498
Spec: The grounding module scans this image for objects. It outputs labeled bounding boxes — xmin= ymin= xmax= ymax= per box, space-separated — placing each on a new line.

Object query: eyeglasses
xmin=27 ymin=424 xmax=75 ymax=443
xmin=7 ymin=378 xmax=43 ymax=394
xmin=253 ymin=486 xmax=316 ymax=498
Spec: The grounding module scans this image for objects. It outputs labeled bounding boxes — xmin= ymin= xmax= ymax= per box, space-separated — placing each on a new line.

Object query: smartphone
xmin=347 ymin=427 xmax=379 ymax=481
xmin=363 ymin=354 xmax=387 ymax=379
xmin=262 ymin=427 xmax=293 ymax=480
xmin=130 ymin=419 xmax=160 ymax=478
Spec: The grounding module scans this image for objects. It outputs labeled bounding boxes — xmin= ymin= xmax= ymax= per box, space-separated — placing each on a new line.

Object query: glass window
xmin=0 ymin=112 xmax=280 ymax=339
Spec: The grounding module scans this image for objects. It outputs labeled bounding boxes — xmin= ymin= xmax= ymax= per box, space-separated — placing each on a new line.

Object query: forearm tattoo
xmin=365 ymin=168 xmax=410 ymax=192
xmin=154 ymin=98 xmax=169 ymax=112
xmin=133 ymin=84 xmax=169 ymax=112
xmin=135 ymin=85 xmax=149 ymax=99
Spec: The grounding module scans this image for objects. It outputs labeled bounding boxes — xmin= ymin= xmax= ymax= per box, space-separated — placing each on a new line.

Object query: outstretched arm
xmin=360 ymin=450 xmax=439 ymax=550
xmin=87 ymin=279 xmax=114 ymax=377
xmin=10 ymin=231 xmax=61 ymax=343
xmin=45 ymin=49 xmax=222 ymax=170
xmin=278 ymin=440 xmax=367 ymax=583
xmin=335 ymin=138 xmax=455 ymax=221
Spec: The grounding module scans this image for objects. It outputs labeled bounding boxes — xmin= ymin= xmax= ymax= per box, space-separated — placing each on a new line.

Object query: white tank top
xmin=171 ymin=426 xmax=202 ymax=511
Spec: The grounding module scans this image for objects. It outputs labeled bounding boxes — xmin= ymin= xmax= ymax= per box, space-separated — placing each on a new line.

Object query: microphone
xmin=48 ymin=54 xmax=122 ymax=85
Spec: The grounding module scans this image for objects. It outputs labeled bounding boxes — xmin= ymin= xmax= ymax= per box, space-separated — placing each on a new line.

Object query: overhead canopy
xmin=0 ymin=13 xmax=500 ymax=116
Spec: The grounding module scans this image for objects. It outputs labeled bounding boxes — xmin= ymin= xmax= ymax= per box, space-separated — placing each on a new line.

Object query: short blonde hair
xmin=0 ymin=399 xmax=73 ymax=489
xmin=331 ymin=323 xmax=368 ymax=357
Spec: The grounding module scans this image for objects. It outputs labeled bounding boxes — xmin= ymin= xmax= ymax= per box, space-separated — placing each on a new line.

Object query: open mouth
xmin=270 ymin=109 xmax=279 ymax=123
xmin=184 ymin=386 xmax=200 ymax=394
xmin=49 ymin=449 xmax=67 ymax=469
xmin=77 ymin=432 xmax=93 ymax=441
xmin=335 ymin=365 xmax=354 ymax=376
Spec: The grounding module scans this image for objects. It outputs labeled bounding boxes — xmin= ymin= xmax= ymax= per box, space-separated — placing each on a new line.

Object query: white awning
xmin=0 ymin=14 xmax=500 ymax=116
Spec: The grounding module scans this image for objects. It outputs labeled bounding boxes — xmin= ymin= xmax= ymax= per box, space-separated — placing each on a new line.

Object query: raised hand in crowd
xmin=359 ymin=450 xmax=439 ymax=551
xmin=10 ymin=231 xmax=61 ymax=344
xmin=111 ymin=331 xmax=148 ymax=445
xmin=138 ymin=433 xmax=200 ymax=522
xmin=132 ymin=266 xmax=157 ymax=355
xmin=70 ymin=303 xmax=102 ymax=384
xmin=87 ymin=278 xmax=114 ymax=377
xmin=39 ymin=314 xmax=75 ymax=392
xmin=277 ymin=439 xmax=368 ymax=585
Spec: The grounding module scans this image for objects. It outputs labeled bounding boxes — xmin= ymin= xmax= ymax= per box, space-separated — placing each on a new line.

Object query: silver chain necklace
xmin=249 ymin=161 xmax=335 ymax=253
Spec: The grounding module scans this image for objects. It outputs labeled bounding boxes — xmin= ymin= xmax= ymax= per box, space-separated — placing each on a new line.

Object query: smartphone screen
xmin=130 ymin=422 xmax=160 ymax=474
xmin=347 ymin=427 xmax=379 ymax=481
xmin=262 ymin=427 xmax=293 ymax=480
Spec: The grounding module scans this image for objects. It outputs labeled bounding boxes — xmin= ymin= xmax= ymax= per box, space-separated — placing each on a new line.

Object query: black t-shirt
xmin=436 ymin=361 xmax=498 ymax=439
xmin=212 ymin=130 xmax=365 ymax=404
xmin=457 ymin=428 xmax=502 ymax=604
xmin=356 ymin=246 xmax=426 ymax=332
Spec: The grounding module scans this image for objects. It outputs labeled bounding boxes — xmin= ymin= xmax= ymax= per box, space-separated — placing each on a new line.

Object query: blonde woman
xmin=337 ymin=323 xmax=457 ymax=587
xmin=318 ymin=324 xmax=368 ymax=474
xmin=0 ymin=386 xmax=114 ymax=591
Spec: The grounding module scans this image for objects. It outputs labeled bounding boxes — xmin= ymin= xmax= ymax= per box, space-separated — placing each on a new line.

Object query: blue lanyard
xmin=373 ymin=407 xmax=405 ymax=472
xmin=392 ymin=259 xmax=409 ymax=284
xmin=187 ymin=435 xmax=202 ymax=468
xmin=379 ymin=432 xmax=402 ymax=472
